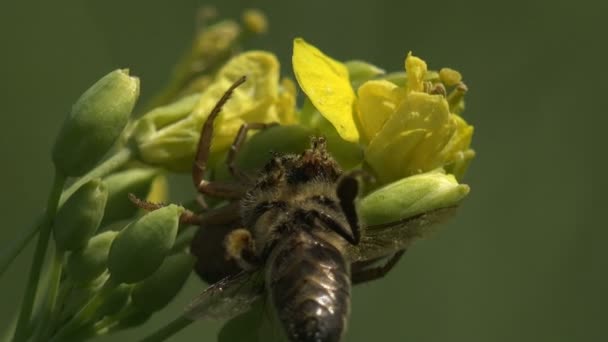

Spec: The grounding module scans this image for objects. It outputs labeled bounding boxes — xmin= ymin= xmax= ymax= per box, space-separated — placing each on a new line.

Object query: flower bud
xmin=102 ymin=168 xmax=159 ymax=225
xmin=107 ymin=204 xmax=184 ymax=284
xmin=345 ymin=60 xmax=385 ymax=88
xmin=115 ymin=308 xmax=151 ymax=329
xmin=66 ymin=231 xmax=118 ymax=284
xmin=132 ymin=51 xmax=286 ymax=171
xmin=214 ymin=125 xmax=312 ymax=181
xmin=53 ymin=180 xmax=108 ymax=251
xmin=241 ymin=9 xmax=268 ymax=34
xmin=358 ymin=170 xmax=470 ymax=226
xmin=131 ymin=253 xmax=195 ymax=313
xmin=52 ymin=69 xmax=139 ymax=176
xmin=97 ymin=284 xmax=132 ymax=318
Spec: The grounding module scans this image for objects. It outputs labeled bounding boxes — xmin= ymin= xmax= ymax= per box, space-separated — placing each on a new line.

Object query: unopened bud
xmin=107 ymin=205 xmax=184 ymax=284
xmin=215 ymin=125 xmax=312 ymax=180
xmin=53 ymin=180 xmax=107 ymax=251
xmin=66 ymin=231 xmax=117 ymax=284
xmin=102 ymin=168 xmax=159 ymax=225
xmin=131 ymin=253 xmax=195 ymax=313
xmin=358 ymin=170 xmax=470 ymax=226
xmin=241 ymin=9 xmax=268 ymax=34
xmin=97 ymin=284 xmax=132 ymax=318
xmin=52 ymin=69 xmax=139 ymax=176
xmin=345 ymin=60 xmax=385 ymax=88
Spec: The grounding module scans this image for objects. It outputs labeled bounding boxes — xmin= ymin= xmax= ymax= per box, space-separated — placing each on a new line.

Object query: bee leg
xmin=224 ymin=228 xmax=259 ymax=270
xmin=227 ymin=122 xmax=278 ymax=183
xmin=192 ymin=76 xmax=247 ymax=199
xmin=351 ymin=250 xmax=406 ymax=285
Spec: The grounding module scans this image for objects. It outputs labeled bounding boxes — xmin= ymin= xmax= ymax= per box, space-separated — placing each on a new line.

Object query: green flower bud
xmin=97 ymin=284 xmax=132 ymax=318
xmin=66 ymin=231 xmax=118 ymax=284
xmin=131 ymin=253 xmax=195 ymax=313
xmin=345 ymin=60 xmax=385 ymax=88
xmin=107 ymin=205 xmax=184 ymax=284
xmin=115 ymin=308 xmax=151 ymax=329
xmin=52 ymin=69 xmax=139 ymax=177
xmin=214 ymin=125 xmax=312 ymax=181
xmin=102 ymin=168 xmax=159 ymax=225
xmin=358 ymin=170 xmax=470 ymax=226
xmin=61 ymin=274 xmax=109 ymax=321
xmin=53 ymin=180 xmax=108 ymax=251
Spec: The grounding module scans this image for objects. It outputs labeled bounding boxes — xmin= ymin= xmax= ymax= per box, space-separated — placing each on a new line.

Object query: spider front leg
xmin=227 ymin=122 xmax=277 ymax=183
xmin=191 ymin=76 xmax=249 ymax=200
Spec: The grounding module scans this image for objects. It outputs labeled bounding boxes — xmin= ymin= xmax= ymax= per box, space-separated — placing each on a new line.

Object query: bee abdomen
xmin=268 ymin=231 xmax=351 ymax=342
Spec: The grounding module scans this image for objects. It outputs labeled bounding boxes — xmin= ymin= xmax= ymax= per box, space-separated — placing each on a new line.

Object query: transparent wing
xmin=347 ymin=207 xmax=458 ymax=262
xmin=184 ymin=270 xmax=265 ymax=321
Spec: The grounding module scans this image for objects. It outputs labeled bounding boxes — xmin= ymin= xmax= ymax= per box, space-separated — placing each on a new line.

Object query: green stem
xmin=138 ymin=315 xmax=193 ymax=342
xmin=49 ymin=278 xmax=118 ymax=342
xmin=0 ymin=147 xmax=134 ymax=278
xmin=32 ymin=250 xmax=65 ymax=342
xmin=60 ymin=147 xmax=134 ymax=204
xmin=13 ymin=170 xmax=66 ymax=342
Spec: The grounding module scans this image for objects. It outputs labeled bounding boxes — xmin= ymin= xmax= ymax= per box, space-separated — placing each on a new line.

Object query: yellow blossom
xmin=131 ymin=51 xmax=295 ymax=172
xmin=291 ymin=38 xmax=475 ymax=184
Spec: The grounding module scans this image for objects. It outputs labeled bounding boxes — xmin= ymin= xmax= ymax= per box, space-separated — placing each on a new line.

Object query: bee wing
xmin=184 ymin=270 xmax=265 ymax=321
xmin=347 ymin=207 xmax=458 ymax=262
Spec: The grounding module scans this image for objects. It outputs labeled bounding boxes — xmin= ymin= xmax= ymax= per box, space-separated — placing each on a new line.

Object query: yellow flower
xmin=131 ymin=51 xmax=295 ymax=172
xmin=292 ymin=38 xmax=475 ymax=184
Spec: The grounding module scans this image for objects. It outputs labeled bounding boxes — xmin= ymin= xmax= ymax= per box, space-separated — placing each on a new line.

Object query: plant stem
xmin=13 ymin=170 xmax=66 ymax=342
xmin=49 ymin=277 xmax=118 ymax=342
xmin=0 ymin=147 xmax=134 ymax=278
xmin=61 ymin=147 xmax=134 ymax=204
xmin=31 ymin=250 xmax=65 ymax=342
xmin=138 ymin=315 xmax=193 ymax=342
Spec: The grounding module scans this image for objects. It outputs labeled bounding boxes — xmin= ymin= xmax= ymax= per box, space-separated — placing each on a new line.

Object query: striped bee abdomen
xmin=267 ymin=230 xmax=351 ymax=342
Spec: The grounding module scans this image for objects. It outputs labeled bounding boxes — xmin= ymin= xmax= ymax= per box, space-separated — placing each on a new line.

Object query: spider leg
xmin=191 ymin=76 xmax=248 ymax=199
xmin=227 ymin=122 xmax=277 ymax=183
xmin=351 ymin=250 xmax=406 ymax=285
xmin=129 ymin=193 xmax=240 ymax=226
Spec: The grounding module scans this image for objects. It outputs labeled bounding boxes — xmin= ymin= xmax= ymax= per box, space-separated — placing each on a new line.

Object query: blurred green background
xmin=1 ymin=0 xmax=606 ymax=341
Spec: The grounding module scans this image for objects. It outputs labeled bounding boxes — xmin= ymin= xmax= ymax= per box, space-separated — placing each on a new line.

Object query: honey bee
xmin=133 ymin=76 xmax=454 ymax=341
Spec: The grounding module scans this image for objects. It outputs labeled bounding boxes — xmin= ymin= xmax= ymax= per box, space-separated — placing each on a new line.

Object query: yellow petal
xmin=356 ymin=80 xmax=405 ymax=143
xmin=292 ymin=38 xmax=359 ymax=142
xmin=365 ymin=92 xmax=452 ymax=183
xmin=439 ymin=114 xmax=475 ymax=179
xmin=134 ymin=51 xmax=281 ymax=172
xmin=405 ymin=52 xmax=427 ymax=93
xmin=275 ymin=77 xmax=298 ymax=125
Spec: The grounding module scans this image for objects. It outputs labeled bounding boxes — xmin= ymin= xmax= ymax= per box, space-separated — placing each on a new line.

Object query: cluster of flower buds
xmin=4 ymin=7 xmax=475 ymax=342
